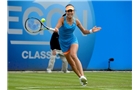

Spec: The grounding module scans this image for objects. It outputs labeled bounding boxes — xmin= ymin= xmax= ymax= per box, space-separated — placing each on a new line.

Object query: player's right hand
xmin=54 ymin=28 xmax=58 ymax=32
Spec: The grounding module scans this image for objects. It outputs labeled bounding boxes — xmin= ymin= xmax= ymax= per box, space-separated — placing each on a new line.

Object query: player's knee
xmin=70 ymin=53 xmax=77 ymax=60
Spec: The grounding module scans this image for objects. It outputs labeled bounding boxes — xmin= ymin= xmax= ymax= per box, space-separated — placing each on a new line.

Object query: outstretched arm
xmin=76 ymin=19 xmax=101 ymax=34
xmin=54 ymin=17 xmax=64 ymax=32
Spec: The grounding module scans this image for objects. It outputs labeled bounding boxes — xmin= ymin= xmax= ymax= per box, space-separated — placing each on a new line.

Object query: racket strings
xmin=26 ymin=19 xmax=42 ymax=32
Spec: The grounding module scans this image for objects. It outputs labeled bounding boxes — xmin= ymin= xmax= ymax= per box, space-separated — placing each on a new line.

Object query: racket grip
xmin=49 ymin=28 xmax=55 ymax=31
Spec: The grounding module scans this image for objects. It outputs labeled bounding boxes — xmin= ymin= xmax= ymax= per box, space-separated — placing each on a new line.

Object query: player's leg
xmin=69 ymin=44 xmax=84 ymax=76
xmin=47 ymin=50 xmax=56 ymax=73
xmin=64 ymin=53 xmax=81 ymax=77
xmin=69 ymin=44 xmax=87 ymax=85
xmin=64 ymin=49 xmax=87 ymax=85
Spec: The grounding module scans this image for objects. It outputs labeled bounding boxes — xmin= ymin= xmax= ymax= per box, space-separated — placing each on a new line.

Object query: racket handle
xmin=49 ymin=28 xmax=55 ymax=31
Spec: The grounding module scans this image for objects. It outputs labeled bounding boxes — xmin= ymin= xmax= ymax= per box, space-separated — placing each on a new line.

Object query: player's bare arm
xmin=76 ymin=19 xmax=90 ymax=34
xmin=76 ymin=19 xmax=101 ymax=34
xmin=54 ymin=17 xmax=64 ymax=32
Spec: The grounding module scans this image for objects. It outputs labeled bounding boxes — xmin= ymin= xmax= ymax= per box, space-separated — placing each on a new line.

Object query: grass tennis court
xmin=8 ymin=71 xmax=132 ymax=90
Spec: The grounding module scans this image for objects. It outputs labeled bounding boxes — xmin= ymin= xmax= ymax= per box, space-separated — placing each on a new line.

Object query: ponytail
xmin=62 ymin=13 xmax=66 ymax=17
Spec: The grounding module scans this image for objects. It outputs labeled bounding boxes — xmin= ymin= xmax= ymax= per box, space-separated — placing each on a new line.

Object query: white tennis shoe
xmin=79 ymin=76 xmax=88 ymax=86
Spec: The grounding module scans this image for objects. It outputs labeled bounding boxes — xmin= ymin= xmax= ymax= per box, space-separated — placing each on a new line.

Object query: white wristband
xmin=89 ymin=29 xmax=93 ymax=34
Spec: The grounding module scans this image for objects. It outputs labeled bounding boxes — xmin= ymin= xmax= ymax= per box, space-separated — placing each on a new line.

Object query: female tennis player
xmin=54 ymin=4 xmax=101 ymax=86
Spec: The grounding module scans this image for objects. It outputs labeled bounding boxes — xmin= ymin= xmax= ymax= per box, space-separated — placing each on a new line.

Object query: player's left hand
xmin=92 ymin=26 xmax=101 ymax=32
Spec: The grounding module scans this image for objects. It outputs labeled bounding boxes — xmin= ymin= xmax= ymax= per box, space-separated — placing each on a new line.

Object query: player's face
xmin=65 ymin=6 xmax=74 ymax=19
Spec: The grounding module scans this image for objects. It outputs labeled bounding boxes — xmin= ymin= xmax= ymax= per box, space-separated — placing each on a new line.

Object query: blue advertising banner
xmin=8 ymin=0 xmax=132 ymax=71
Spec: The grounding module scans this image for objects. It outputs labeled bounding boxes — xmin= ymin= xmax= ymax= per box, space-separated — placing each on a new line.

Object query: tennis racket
xmin=24 ymin=17 xmax=55 ymax=33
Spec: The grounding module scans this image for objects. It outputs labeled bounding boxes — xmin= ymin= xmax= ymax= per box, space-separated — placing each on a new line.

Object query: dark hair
xmin=62 ymin=13 xmax=66 ymax=17
xmin=62 ymin=4 xmax=74 ymax=17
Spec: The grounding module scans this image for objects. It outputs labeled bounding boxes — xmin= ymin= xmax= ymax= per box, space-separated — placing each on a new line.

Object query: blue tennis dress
xmin=59 ymin=16 xmax=78 ymax=53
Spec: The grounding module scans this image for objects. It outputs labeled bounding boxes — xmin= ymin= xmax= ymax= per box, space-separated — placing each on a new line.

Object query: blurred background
xmin=8 ymin=0 xmax=132 ymax=71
